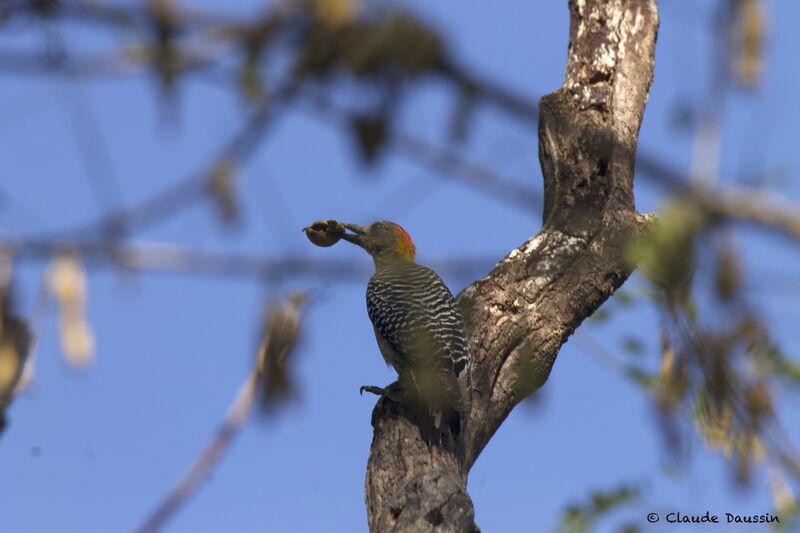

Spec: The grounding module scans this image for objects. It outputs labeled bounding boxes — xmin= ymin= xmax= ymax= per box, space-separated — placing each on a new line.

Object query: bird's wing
xmin=366 ymin=264 xmax=470 ymax=417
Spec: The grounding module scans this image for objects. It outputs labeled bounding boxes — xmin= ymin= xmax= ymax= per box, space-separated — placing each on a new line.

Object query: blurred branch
xmin=136 ymin=291 xmax=306 ymax=533
xmin=301 ymin=91 xmax=542 ymax=210
xmin=436 ymin=57 xmax=539 ymax=123
xmin=9 ymin=73 xmax=539 ymax=243
xmin=698 ymin=186 xmax=800 ymax=241
xmin=136 ymin=370 xmax=259 ymax=533
xmin=0 ymin=0 xmax=673 ymax=192
xmin=0 ymin=44 xmax=224 ymax=79
xmin=3 ymin=237 xmax=496 ymax=282
xmin=48 ymin=82 xmax=296 ymax=240
xmin=391 ymin=132 xmax=542 ymax=210
xmin=62 ymin=80 xmax=126 ymax=230
xmin=5 ymin=0 xmax=240 ymax=31
xmin=6 ymin=0 xmax=800 ymax=244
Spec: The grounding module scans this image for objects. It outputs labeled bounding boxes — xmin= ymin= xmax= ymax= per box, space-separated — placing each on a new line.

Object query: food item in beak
xmin=303 ymin=219 xmax=346 ymax=247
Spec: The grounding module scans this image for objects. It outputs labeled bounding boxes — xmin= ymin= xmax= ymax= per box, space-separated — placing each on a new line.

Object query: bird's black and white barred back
xmin=366 ymin=261 xmax=471 ymax=432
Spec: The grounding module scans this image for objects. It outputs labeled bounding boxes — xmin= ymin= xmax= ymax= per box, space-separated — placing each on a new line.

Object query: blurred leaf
xmin=622 ymin=336 xmax=645 ymax=356
xmin=730 ymin=0 xmax=767 ymax=88
xmin=0 ymin=257 xmax=31 ymax=436
xmin=625 ymin=366 xmax=655 ymax=390
xmin=692 ymin=392 xmax=734 ymax=457
xmin=659 ymin=333 xmax=674 ymax=378
xmin=207 ymin=159 xmax=240 ymax=225
xmin=626 ymin=201 xmax=706 ymax=292
xmin=0 ymin=318 xmax=30 ymax=423
xmin=744 ymin=381 xmax=772 ymax=420
xmin=557 ymin=484 xmax=640 ymax=533
xmin=235 ymin=17 xmax=279 ymax=103
xmin=770 ymin=469 xmax=798 ymax=530
xmin=313 ymin=0 xmax=361 ymax=28
xmin=714 ymin=244 xmax=741 ymax=301
xmin=379 ymin=13 xmax=443 ymax=76
xmin=61 ymin=320 xmax=94 ymax=367
xmin=656 ymin=332 xmax=688 ymax=410
xmin=49 ymin=253 xmax=84 ymax=303
xmin=614 ymin=289 xmax=635 ymax=307
xmin=294 ymin=10 xmax=443 ymax=80
xmin=559 ymin=508 xmax=588 ymax=533
xmin=148 ymin=0 xmax=181 ymax=92
xmin=255 ymin=293 xmax=307 ymax=415
xmin=351 ymin=114 xmax=388 ymax=165
xmin=47 ymin=253 xmax=94 ymax=368
xmin=771 ymin=352 xmax=800 ymax=385
xmin=588 ymin=307 xmax=611 ymax=324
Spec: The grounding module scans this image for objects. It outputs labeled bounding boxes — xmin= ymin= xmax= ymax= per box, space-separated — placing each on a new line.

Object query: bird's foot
xmin=359 ymin=383 xmax=403 ymax=402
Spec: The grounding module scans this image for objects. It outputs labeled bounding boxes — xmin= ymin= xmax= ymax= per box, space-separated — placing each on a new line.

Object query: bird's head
xmin=342 ymin=221 xmax=416 ymax=267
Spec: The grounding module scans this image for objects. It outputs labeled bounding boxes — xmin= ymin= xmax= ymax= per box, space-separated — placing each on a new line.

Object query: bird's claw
xmin=359 ymin=385 xmax=387 ymax=397
xmin=359 ymin=384 xmax=402 ymax=402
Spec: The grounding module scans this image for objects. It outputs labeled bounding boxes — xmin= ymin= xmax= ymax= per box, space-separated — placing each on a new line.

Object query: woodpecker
xmin=340 ymin=220 xmax=471 ymax=435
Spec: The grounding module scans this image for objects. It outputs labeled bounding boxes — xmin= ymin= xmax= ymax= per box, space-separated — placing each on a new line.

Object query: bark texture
xmin=365 ymin=1 xmax=660 ymax=530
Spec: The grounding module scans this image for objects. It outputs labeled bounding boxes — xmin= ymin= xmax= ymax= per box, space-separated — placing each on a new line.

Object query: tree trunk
xmin=365 ymin=1 xmax=660 ymax=530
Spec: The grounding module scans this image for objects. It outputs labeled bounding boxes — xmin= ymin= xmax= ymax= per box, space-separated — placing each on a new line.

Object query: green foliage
xmin=293 ymin=11 xmax=444 ymax=80
xmin=587 ymin=289 xmax=640 ymax=325
xmin=625 ymin=366 xmax=656 ymax=390
xmin=626 ymin=200 xmax=708 ymax=292
xmin=766 ymin=348 xmax=800 ymax=385
xmin=634 ymin=229 xmax=799 ymax=484
xmin=588 ymin=307 xmax=611 ymax=324
xmin=773 ymin=501 xmax=799 ymax=531
xmin=557 ymin=484 xmax=640 ymax=533
xmin=613 ymin=289 xmax=635 ymax=307
xmin=622 ymin=336 xmax=645 ymax=356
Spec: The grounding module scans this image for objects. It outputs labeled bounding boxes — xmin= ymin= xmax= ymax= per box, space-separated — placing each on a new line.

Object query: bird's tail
xmin=432 ymin=405 xmax=461 ymax=437
xmin=408 ymin=367 xmax=465 ymax=438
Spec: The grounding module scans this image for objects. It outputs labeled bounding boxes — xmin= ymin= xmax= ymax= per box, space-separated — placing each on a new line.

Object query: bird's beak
xmin=342 ymin=223 xmax=366 ymax=247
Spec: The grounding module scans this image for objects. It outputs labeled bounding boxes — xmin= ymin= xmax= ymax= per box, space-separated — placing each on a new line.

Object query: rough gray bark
xmin=365 ymin=1 xmax=660 ymax=531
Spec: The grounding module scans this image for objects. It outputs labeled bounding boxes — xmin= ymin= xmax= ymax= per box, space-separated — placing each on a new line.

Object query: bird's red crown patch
xmin=393 ymin=224 xmax=416 ymax=262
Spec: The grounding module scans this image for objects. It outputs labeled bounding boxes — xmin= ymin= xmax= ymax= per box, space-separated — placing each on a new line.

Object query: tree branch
xmin=364 ymin=2 xmax=660 ymax=531
xmin=697 ymin=186 xmax=800 ymax=242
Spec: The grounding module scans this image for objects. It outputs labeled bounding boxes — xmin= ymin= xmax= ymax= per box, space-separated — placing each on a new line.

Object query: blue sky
xmin=1 ymin=1 xmax=799 ymax=532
